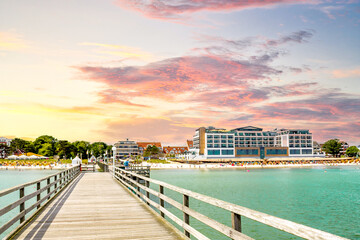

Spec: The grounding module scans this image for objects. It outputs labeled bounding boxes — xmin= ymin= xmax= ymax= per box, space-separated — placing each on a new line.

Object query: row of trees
xmin=322 ymin=139 xmax=359 ymax=157
xmin=3 ymin=135 xmax=113 ymax=159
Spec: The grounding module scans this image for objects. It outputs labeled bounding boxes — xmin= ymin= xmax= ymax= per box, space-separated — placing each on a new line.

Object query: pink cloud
xmin=115 ymin=0 xmax=319 ymax=19
xmin=75 ymin=55 xmax=280 ymax=100
xmin=332 ymin=67 xmax=360 ymax=78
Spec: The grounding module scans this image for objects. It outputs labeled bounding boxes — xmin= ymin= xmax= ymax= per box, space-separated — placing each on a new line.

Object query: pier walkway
xmin=11 ymin=172 xmax=182 ymax=240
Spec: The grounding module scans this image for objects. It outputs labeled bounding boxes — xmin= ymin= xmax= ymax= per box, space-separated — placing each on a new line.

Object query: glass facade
xmin=208 ymin=150 xmax=220 ymax=155
xmin=302 ymin=149 xmax=312 ymax=154
xmin=266 ymin=149 xmax=287 ymax=155
xmin=222 ymin=149 xmax=234 ymax=155
xmin=236 ymin=149 xmax=259 ymax=155
xmin=290 ymin=149 xmax=300 ymax=155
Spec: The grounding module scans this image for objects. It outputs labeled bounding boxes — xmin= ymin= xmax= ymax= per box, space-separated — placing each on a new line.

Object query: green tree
xmin=322 ymin=139 xmax=342 ymax=157
xmin=55 ymin=140 xmax=76 ymax=159
xmin=346 ymin=146 xmax=359 ymax=157
xmin=38 ymin=143 xmax=54 ymax=157
xmin=73 ymin=141 xmax=90 ymax=159
xmin=9 ymin=138 xmax=34 ymax=153
xmin=90 ymin=142 xmax=107 ymax=157
xmin=33 ymin=135 xmax=57 ymax=156
xmin=106 ymin=145 xmax=113 ymax=157
xmin=144 ymin=145 xmax=160 ymax=157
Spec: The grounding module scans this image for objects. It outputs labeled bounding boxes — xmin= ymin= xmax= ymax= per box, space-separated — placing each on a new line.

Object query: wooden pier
xmin=0 ymin=164 xmax=349 ymax=240
xmin=9 ymin=172 xmax=181 ymax=240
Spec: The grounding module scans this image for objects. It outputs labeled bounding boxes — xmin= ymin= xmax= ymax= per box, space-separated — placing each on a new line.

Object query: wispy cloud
xmin=79 ymin=42 xmax=154 ymax=61
xmin=0 ymin=32 xmax=28 ymax=51
xmin=332 ymin=67 xmax=360 ymax=78
xmin=320 ymin=5 xmax=344 ymax=19
xmin=115 ymin=0 xmax=320 ymax=20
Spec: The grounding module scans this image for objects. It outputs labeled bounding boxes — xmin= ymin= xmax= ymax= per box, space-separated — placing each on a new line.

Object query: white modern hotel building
xmin=193 ymin=126 xmax=314 ymax=159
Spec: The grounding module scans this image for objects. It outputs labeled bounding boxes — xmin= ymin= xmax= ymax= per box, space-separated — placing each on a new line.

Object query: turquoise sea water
xmin=0 ymin=170 xmax=59 ymax=239
xmin=150 ymin=166 xmax=360 ymax=239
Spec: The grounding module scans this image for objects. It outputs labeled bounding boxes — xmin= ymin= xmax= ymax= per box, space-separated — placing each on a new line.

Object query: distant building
xmin=274 ymin=129 xmax=313 ymax=156
xmin=137 ymin=142 xmax=162 ymax=154
xmin=163 ymin=146 xmax=188 ymax=155
xmin=0 ymin=137 xmax=12 ymax=147
xmin=339 ymin=141 xmax=349 ymax=156
xmin=114 ymin=139 xmax=140 ymax=159
xmin=193 ymin=126 xmax=314 ymax=159
xmin=186 ymin=140 xmax=193 ymax=149
xmin=313 ymin=141 xmax=323 ymax=155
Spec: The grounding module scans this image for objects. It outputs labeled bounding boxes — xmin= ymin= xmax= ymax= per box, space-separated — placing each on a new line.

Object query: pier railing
xmin=113 ymin=166 xmax=347 ymax=240
xmin=0 ymin=165 xmax=81 ymax=237
xmin=100 ymin=162 xmax=150 ymax=177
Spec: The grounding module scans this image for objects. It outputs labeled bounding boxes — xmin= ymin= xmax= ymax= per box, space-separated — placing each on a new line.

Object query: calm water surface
xmin=0 ymin=170 xmax=59 ymax=239
xmin=151 ymin=166 xmax=360 ymax=239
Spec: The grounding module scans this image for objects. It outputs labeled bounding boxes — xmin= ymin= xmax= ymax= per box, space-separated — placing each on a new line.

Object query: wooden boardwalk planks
xmin=12 ymin=173 xmax=182 ymax=240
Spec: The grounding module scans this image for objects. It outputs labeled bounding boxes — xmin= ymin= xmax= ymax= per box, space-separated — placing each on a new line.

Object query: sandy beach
xmin=1 ymin=160 xmax=359 ymax=170
xmin=143 ymin=162 xmax=360 ymax=170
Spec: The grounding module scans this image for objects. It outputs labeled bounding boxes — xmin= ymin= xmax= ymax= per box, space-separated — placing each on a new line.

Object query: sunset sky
xmin=1 ymin=0 xmax=359 ymax=145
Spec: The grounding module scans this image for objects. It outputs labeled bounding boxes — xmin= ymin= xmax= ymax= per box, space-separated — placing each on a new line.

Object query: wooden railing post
xmin=136 ymin=177 xmax=140 ymax=197
xmin=145 ymin=180 xmax=150 ymax=206
xmin=47 ymin=177 xmax=51 ymax=200
xmin=159 ymin=185 xmax=165 ymax=218
xmin=183 ymin=194 xmax=190 ymax=238
xmin=54 ymin=175 xmax=57 ymax=194
xmin=19 ymin=187 xmax=25 ymax=223
xmin=59 ymin=172 xmax=62 ymax=187
xmin=231 ymin=212 xmax=241 ymax=233
xmin=37 ymin=182 xmax=41 ymax=209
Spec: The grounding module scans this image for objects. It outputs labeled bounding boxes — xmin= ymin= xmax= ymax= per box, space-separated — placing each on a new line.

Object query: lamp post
xmin=112 ymin=146 xmax=116 ymax=177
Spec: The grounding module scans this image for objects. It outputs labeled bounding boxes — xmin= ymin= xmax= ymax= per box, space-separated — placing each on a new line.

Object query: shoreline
xmin=144 ymin=162 xmax=360 ymax=170
xmin=1 ymin=162 xmax=359 ymax=171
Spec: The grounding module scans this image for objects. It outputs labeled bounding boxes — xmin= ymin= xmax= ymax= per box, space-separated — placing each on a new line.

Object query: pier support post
xmin=183 ymin=194 xmax=190 ymax=238
xmin=19 ymin=187 xmax=25 ymax=223
xmin=37 ymin=182 xmax=41 ymax=209
xmin=146 ymin=181 xmax=150 ymax=206
xmin=136 ymin=177 xmax=140 ymax=197
xmin=159 ymin=185 xmax=165 ymax=218
xmin=54 ymin=175 xmax=57 ymax=194
xmin=231 ymin=212 xmax=241 ymax=233
xmin=47 ymin=178 xmax=50 ymax=200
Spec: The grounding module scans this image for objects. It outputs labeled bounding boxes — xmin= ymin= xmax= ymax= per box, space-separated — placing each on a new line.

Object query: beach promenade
xmin=10 ymin=172 xmax=182 ymax=240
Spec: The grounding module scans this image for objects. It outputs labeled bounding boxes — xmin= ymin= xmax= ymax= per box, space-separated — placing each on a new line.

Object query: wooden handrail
xmin=113 ymin=166 xmax=348 ymax=240
xmin=0 ymin=165 xmax=81 ymax=236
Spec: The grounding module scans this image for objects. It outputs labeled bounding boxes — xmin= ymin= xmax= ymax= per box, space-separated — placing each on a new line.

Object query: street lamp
xmin=112 ymin=146 xmax=116 ymax=177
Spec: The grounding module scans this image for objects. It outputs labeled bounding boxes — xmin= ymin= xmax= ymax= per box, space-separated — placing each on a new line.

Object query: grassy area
xmin=146 ymin=159 xmax=171 ymax=164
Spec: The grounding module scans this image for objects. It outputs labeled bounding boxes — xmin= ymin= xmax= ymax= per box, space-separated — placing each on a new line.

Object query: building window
xmin=207 ymin=144 xmax=213 ymax=148
xmin=290 ymin=149 xmax=300 ymax=155
xmin=221 ymin=135 xmax=227 ymax=139
xmin=266 ymin=149 xmax=287 ymax=155
xmin=302 ymin=149 xmax=312 ymax=155
xmin=236 ymin=149 xmax=258 ymax=155
xmin=222 ymin=149 xmax=234 ymax=155
xmin=208 ymin=150 xmax=220 ymax=155
xmin=214 ymin=144 xmax=220 ymax=148
xmin=221 ymin=144 xmax=227 ymax=148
